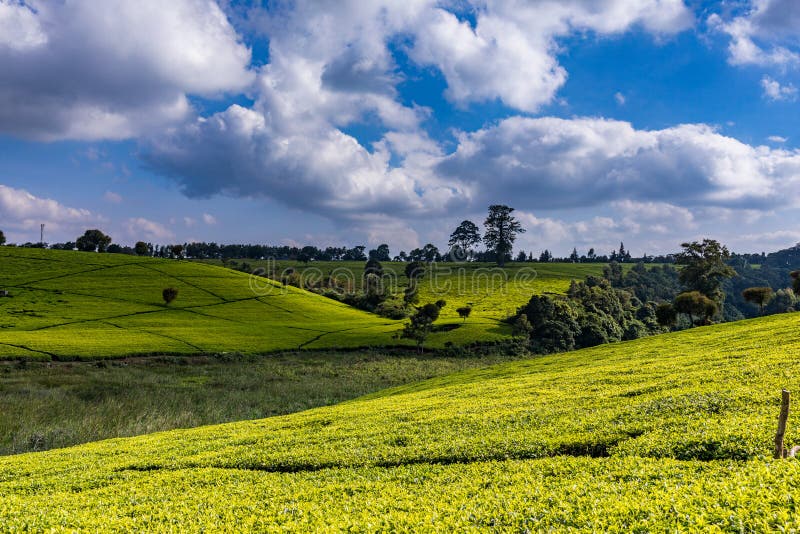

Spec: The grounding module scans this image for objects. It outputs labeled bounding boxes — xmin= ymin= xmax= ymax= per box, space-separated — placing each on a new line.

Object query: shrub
xmin=456 ymin=306 xmax=472 ymax=321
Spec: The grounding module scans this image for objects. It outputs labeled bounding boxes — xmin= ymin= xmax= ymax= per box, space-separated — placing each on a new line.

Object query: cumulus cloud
xmin=125 ymin=217 xmax=175 ymax=242
xmin=709 ymin=0 xmax=800 ymax=67
xmin=407 ymin=0 xmax=691 ymax=111
xmin=142 ymin=104 xmax=464 ymax=220
xmin=437 ymin=116 xmax=800 ymax=211
xmin=202 ymin=213 xmax=216 ymax=225
xmin=0 ymin=0 xmax=253 ymax=141
xmin=0 ymin=184 xmax=98 ymax=241
xmin=0 ymin=1 xmax=45 ymax=51
xmin=761 ymin=76 xmax=798 ymax=101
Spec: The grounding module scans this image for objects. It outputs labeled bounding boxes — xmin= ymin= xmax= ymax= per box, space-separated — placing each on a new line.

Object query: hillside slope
xmin=2 ymin=313 xmax=800 ymax=530
xmin=0 ymin=248 xmax=508 ymax=359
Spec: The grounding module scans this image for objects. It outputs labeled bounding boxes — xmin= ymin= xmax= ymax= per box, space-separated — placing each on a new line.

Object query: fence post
xmin=775 ymin=389 xmax=790 ymax=459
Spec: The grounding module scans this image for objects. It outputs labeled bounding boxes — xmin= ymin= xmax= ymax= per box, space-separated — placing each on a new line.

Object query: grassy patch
xmin=0 ymin=350 xmax=523 ymax=455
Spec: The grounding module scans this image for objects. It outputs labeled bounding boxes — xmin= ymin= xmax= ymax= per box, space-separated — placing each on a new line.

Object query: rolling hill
xmin=2 ymin=312 xmax=800 ymax=530
xmin=0 ymin=248 xmax=604 ymax=359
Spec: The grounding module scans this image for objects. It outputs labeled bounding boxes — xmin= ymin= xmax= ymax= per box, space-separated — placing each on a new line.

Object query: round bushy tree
xmin=162 ymin=287 xmax=179 ymax=305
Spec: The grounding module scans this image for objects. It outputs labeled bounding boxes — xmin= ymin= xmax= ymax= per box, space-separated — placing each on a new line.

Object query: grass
xmin=3 ymin=311 xmax=800 ymax=530
xmin=0 ymin=351 xmax=523 ymax=455
xmin=0 ymin=248 xmax=601 ymax=359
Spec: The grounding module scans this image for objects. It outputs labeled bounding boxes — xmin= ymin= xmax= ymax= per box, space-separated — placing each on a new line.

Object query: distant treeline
xmin=6 ymin=238 xmax=786 ymax=266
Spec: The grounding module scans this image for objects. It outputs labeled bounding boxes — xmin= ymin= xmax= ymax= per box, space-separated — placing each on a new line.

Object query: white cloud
xmin=0 ymin=184 xmax=97 ymax=242
xmin=183 ymin=217 xmax=196 ymax=228
xmin=407 ymin=0 xmax=691 ymax=112
xmin=0 ymin=0 xmax=253 ymax=141
xmin=761 ymin=76 xmax=797 ymax=101
xmin=768 ymin=135 xmax=788 ymax=143
xmin=103 ymin=191 xmax=122 ymax=204
xmin=202 ymin=213 xmax=216 ymax=225
xmin=438 ymin=116 xmax=800 ymax=211
xmin=614 ymin=92 xmax=626 ymax=105
xmin=709 ymin=1 xmax=800 ymax=67
xmin=0 ymin=0 xmax=46 ymax=51
xmin=125 ymin=217 xmax=175 ymax=242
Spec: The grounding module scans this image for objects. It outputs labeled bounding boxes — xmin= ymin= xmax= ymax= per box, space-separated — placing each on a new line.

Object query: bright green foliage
xmin=2 ymin=313 xmax=800 ymax=529
xmin=0 ymin=248 xmax=411 ymax=359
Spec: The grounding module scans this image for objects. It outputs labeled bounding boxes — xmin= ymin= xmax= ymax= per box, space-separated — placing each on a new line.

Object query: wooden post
xmin=775 ymin=389 xmax=790 ymax=459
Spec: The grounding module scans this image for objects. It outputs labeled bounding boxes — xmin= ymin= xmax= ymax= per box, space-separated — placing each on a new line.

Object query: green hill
xmin=2 ymin=313 xmax=799 ymax=530
xmin=0 ymin=248 xmax=603 ymax=359
xmin=223 ymin=259 xmax=609 ymax=320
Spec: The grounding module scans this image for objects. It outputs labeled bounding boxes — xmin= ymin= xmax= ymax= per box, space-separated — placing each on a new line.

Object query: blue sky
xmin=1 ymin=0 xmax=800 ymax=257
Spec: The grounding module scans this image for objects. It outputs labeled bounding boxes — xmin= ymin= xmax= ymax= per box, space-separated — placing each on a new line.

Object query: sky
xmin=1 ymin=0 xmax=800 ymax=257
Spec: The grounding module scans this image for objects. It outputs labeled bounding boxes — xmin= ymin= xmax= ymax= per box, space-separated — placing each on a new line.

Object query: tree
xmin=170 ymin=244 xmax=184 ymax=259
xmin=655 ymin=303 xmax=678 ymax=328
xmin=0 ymin=230 xmax=5 ymax=246
xmin=587 ymin=248 xmax=596 ymax=261
xmin=76 ymin=229 xmax=112 ymax=252
xmin=405 ymin=261 xmax=425 ymax=281
xmin=134 ymin=241 xmax=150 ymax=256
xmin=162 ymin=287 xmax=179 ymax=305
xmin=791 ymin=271 xmax=800 ymax=295
xmin=603 ymin=261 xmax=623 ymax=287
xmin=401 ymin=302 xmax=443 ymax=352
xmin=483 ymin=205 xmax=525 ymax=267
xmin=448 ymin=220 xmax=481 ymax=260
xmin=539 ymin=250 xmax=552 ymax=263
xmin=569 ymin=248 xmax=579 ymax=263
xmin=742 ymin=286 xmax=774 ymax=314
xmin=675 ymin=239 xmax=735 ymax=305
xmin=512 ymin=314 xmax=533 ymax=338
xmin=369 ymin=244 xmax=391 ymax=262
xmin=674 ymin=291 xmax=718 ymax=326
xmin=364 ymin=258 xmax=384 ymax=279
xmin=456 ymin=306 xmax=472 ymax=321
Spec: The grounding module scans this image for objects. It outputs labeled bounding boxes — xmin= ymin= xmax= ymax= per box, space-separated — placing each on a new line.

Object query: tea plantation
xmin=2 ymin=312 xmax=800 ymax=530
xmin=0 ymin=248 xmax=603 ymax=359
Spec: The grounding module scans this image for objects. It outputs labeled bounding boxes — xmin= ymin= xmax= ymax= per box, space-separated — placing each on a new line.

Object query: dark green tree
xmin=512 ymin=314 xmax=533 ymax=338
xmin=0 ymin=230 xmax=5 ymax=245
xmin=369 ymin=244 xmax=391 ymax=262
xmin=401 ymin=302 xmax=444 ymax=352
xmin=76 ymin=229 xmax=112 ymax=252
xmin=448 ymin=220 xmax=481 ymax=260
xmin=791 ymin=271 xmax=800 ymax=295
xmin=364 ymin=258 xmax=384 ymax=279
xmin=674 ymin=291 xmax=718 ymax=326
xmin=569 ymin=248 xmax=579 ymax=263
xmin=741 ymin=286 xmax=774 ymax=314
xmin=134 ymin=241 xmax=150 ymax=256
xmin=162 ymin=287 xmax=179 ymax=305
xmin=405 ymin=261 xmax=425 ymax=281
xmin=675 ymin=239 xmax=735 ymax=305
xmin=483 ymin=205 xmax=525 ymax=267
xmin=655 ymin=303 xmax=678 ymax=328
xmin=456 ymin=306 xmax=472 ymax=321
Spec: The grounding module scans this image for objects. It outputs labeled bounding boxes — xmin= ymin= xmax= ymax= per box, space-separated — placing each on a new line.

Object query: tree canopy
xmin=675 ymin=239 xmax=735 ymax=303
xmin=483 ymin=205 xmax=525 ymax=266
xmin=76 ymin=229 xmax=112 ymax=253
xmin=448 ymin=220 xmax=481 ymax=260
